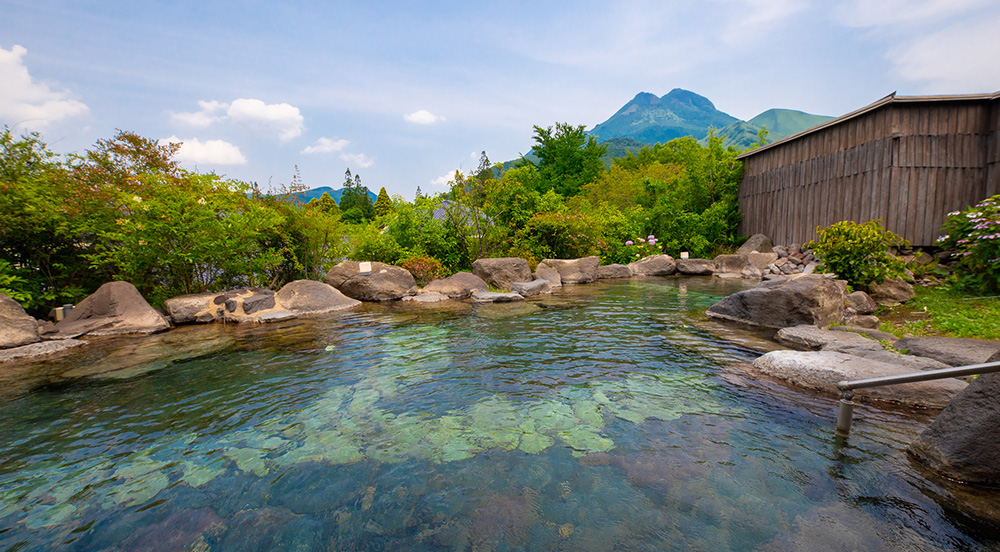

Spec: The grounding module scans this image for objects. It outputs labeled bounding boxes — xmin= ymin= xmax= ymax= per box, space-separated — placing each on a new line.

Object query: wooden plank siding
xmin=737 ymin=93 xmax=1000 ymax=246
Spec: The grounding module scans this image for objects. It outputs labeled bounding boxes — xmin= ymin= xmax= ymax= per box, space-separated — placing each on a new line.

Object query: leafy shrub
xmin=805 ymin=220 xmax=908 ymax=288
xmin=938 ymin=195 xmax=1000 ymax=292
xmin=400 ymin=255 xmax=447 ymax=286
xmin=348 ymin=225 xmax=404 ymax=265
xmin=605 ymin=235 xmax=663 ymax=265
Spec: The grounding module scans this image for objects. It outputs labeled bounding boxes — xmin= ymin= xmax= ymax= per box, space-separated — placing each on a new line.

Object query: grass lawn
xmin=879 ymin=284 xmax=1000 ymax=341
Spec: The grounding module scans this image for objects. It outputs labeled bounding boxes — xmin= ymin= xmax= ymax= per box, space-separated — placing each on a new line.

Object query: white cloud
xmin=170 ymin=98 xmax=305 ymax=141
xmin=227 ymin=98 xmax=304 ymax=141
xmin=160 ymin=136 xmax=247 ymax=165
xmin=431 ymin=169 xmax=460 ymax=188
xmin=404 ymin=110 xmax=445 ymax=124
xmin=0 ymin=44 xmax=88 ymax=130
xmin=340 ymin=152 xmax=374 ymax=168
xmin=892 ymin=15 xmax=1000 ymax=91
xmin=301 ymin=137 xmax=349 ymax=154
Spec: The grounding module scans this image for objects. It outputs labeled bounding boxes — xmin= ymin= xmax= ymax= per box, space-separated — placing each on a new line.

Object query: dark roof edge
xmin=736 ymin=90 xmax=1000 ymax=159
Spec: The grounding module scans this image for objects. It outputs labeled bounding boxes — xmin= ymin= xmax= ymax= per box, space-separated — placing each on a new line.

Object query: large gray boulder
xmin=753 ymin=350 xmax=966 ymax=408
xmin=533 ymin=262 xmax=562 ymax=288
xmin=421 ymin=272 xmax=488 ymax=299
xmin=747 ymin=252 xmax=779 ymax=271
xmin=706 ymin=274 xmax=846 ymax=330
xmin=276 ymin=280 xmax=361 ymax=315
xmin=821 ymin=342 xmax=950 ymax=372
xmin=737 ymin=234 xmax=773 ymax=255
xmin=324 ymin=260 xmax=418 ymax=301
xmin=54 ymin=281 xmax=170 ymax=337
xmin=868 ymin=277 xmax=915 ymax=305
xmin=628 ymin=254 xmax=677 ymax=276
xmin=541 ymin=256 xmax=600 ymax=284
xmin=907 ymin=351 xmax=1000 ymax=486
xmin=713 ymin=254 xmax=748 ymax=274
xmin=845 ymin=291 xmax=878 ymax=315
xmin=471 ymin=290 xmax=525 ymax=303
xmin=471 ymin=257 xmax=532 ymax=291
xmin=775 ymin=325 xmax=878 ymax=350
xmin=675 ymin=258 xmax=715 ymax=275
xmin=164 ymin=292 xmax=221 ymax=324
xmin=894 ymin=336 xmax=1000 ymax=367
xmin=597 ymin=264 xmax=631 ymax=279
xmin=0 ymin=293 xmax=40 ymax=349
xmin=511 ymin=279 xmax=551 ymax=297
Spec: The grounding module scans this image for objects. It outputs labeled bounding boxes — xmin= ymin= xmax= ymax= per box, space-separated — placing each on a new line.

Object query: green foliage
xmin=805 ymin=220 xmax=908 ymax=288
xmin=339 ymin=169 xmax=374 ymax=223
xmin=373 ymin=186 xmax=394 ymax=217
xmin=0 ymin=259 xmax=29 ymax=303
xmin=938 ymin=195 xmax=1000 ymax=292
xmin=309 ymin=192 xmax=341 ymax=218
xmin=348 ymin=224 xmax=404 ymax=265
xmin=531 ymin=122 xmax=607 ymax=197
xmin=879 ymin=284 xmax=1000 ymax=341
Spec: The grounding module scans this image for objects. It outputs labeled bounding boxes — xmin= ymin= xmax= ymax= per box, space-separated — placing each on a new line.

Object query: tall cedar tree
xmin=531 ymin=123 xmax=607 ymax=197
xmin=373 ymin=187 xmax=394 ymax=217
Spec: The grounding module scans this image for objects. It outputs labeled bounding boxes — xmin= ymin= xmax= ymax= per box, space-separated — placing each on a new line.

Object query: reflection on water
xmin=0 ymin=277 xmax=997 ymax=551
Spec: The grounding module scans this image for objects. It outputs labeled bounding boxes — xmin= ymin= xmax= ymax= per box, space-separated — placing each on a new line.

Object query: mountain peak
xmin=590 ymin=88 xmax=737 ymax=144
xmin=663 ymin=88 xmax=716 ymax=111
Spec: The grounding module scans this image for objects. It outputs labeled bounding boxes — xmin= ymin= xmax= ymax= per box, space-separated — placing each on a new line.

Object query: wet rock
xmin=256 ymin=310 xmax=297 ymax=323
xmin=737 ymin=233 xmax=773 ymax=255
xmin=471 ymin=257 xmax=532 ymax=291
xmin=511 ymin=279 xmax=551 ymax=297
xmin=628 ymin=254 xmax=677 ymax=276
xmin=775 ymin=325 xmax=878 ymax=350
xmin=324 ymin=260 xmax=418 ymax=301
xmin=213 ymin=508 xmax=296 ymax=552
xmin=706 ymin=274 xmax=846 ymax=330
xmin=739 ymin=265 xmax=763 ymax=279
xmin=117 ymin=509 xmax=222 ymax=552
xmin=533 ymin=262 xmax=562 ymax=288
xmin=597 ymin=264 xmax=631 ymax=279
xmin=275 ymin=279 xmax=361 ymax=315
xmin=713 ymin=254 xmax=748 ymax=274
xmin=675 ymin=258 xmax=715 ymax=275
xmin=53 ymin=281 xmax=169 ymax=337
xmin=894 ymin=336 xmax=1000 ymax=367
xmin=402 ymin=291 xmax=451 ymax=303
xmin=421 ymin=271 xmax=488 ymax=299
xmin=868 ymin=277 xmax=915 ymax=305
xmin=845 ymin=290 xmax=878 ymax=314
xmin=0 ymin=292 xmax=40 ymax=349
xmin=821 ymin=342 xmax=950 ymax=372
xmin=471 ymin=290 xmax=525 ymax=303
xmin=165 ymin=292 xmax=220 ymax=324
xmin=908 ymin=349 xmax=1000 ymax=487
xmin=540 ymin=256 xmax=600 ymax=284
xmin=0 ymin=339 xmax=88 ymax=363
xmin=752 ymin=350 xmax=966 ymax=408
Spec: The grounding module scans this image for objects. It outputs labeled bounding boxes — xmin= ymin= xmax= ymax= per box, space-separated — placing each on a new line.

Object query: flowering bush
xmin=805 ymin=220 xmax=908 ymax=288
xmin=605 ymin=235 xmax=662 ymax=264
xmin=400 ymin=255 xmax=447 ymax=286
xmin=938 ymin=195 xmax=1000 ymax=292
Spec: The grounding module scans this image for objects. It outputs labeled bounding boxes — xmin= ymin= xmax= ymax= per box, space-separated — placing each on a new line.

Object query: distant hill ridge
xmin=589 ymin=89 xmax=833 ymax=149
xmin=287 ymin=186 xmax=377 ymax=205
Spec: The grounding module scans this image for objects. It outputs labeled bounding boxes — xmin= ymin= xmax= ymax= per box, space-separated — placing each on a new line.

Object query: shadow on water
xmin=0 ymin=277 xmax=998 ymax=551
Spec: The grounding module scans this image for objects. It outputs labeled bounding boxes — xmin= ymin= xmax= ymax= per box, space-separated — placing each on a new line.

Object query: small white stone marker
xmin=680 ymin=252 xmax=689 ymax=259
xmin=359 ymin=261 xmax=372 ymax=275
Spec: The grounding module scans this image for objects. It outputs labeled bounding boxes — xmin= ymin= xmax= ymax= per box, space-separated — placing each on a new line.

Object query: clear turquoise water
xmin=0 ymin=278 xmax=997 ymax=551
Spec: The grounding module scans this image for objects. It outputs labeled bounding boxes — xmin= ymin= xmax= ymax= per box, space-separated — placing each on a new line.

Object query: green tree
xmin=531 ymin=122 xmax=607 ymax=197
xmin=373 ymin=186 xmax=394 ymax=217
xmin=339 ymin=169 xmax=374 ymax=223
xmin=309 ymin=192 xmax=341 ymax=218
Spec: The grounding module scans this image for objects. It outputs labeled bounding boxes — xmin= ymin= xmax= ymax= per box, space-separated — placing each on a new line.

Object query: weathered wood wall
xmin=738 ymin=97 xmax=1000 ymax=246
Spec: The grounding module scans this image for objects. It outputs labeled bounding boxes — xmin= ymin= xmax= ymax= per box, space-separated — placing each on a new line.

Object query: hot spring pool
xmin=0 ymin=277 xmax=997 ymax=551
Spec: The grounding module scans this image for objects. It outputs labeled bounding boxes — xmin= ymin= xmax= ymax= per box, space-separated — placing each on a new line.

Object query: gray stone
xmin=841 ymin=313 xmax=880 ymax=329
xmin=533 ymin=262 xmax=562 ymax=288
xmin=164 ymin=292 xmax=220 ymax=324
xmin=737 ymin=234 xmax=774 ymax=255
xmin=0 ymin=293 xmax=40 ymax=349
xmin=471 ymin=257 xmax=532 ymax=291
xmin=324 ymin=260 xmax=418 ymax=301
xmin=775 ymin=325 xmax=878 ymax=350
xmin=275 ymin=279 xmax=362 ymax=315
xmin=511 ymin=279 xmax=551 ymax=297
xmin=421 ymin=272 xmax=488 ymax=298
xmin=540 ymin=256 xmax=600 ymax=284
xmin=746 ymin=252 xmax=779 ymax=271
xmin=773 ymin=246 xmax=789 ymax=258
xmin=675 ymin=258 xmax=715 ymax=275
xmin=714 ymin=272 xmax=743 ymax=279
xmin=820 ymin=342 xmax=951 ymax=371
xmin=256 ymin=310 xmax=297 ymax=323
xmin=752 ymin=350 xmax=966 ymax=408
xmin=714 ymin=254 xmax=748 ymax=274
xmin=801 ymin=262 xmax=819 ymax=275
xmin=628 ymin=254 xmax=677 ymax=276
xmin=908 ymin=351 xmax=1000 ymax=485
xmin=868 ymin=277 xmax=915 ymax=305
xmin=0 ymin=339 xmax=87 ymax=363
xmin=845 ymin=291 xmax=878 ymax=314
xmin=54 ymin=281 xmax=170 ymax=337
xmin=470 ymin=290 xmax=525 ymax=303
xmin=740 ymin=265 xmax=763 ymax=279
xmin=895 ymin=336 xmax=1000 ymax=367
xmin=242 ymin=294 xmax=276 ymax=315
xmin=402 ymin=291 xmax=451 ymax=303
xmin=706 ymin=274 xmax=846 ymax=330
xmin=597 ymin=264 xmax=631 ymax=279
xmin=828 ymin=325 xmax=898 ymax=342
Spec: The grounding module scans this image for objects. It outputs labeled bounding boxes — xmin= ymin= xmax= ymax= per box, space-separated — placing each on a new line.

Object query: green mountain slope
xmin=589 ymin=89 xmax=740 ymax=144
xmin=289 ymin=186 xmax=377 ymax=204
xmin=748 ymin=109 xmax=832 ymax=141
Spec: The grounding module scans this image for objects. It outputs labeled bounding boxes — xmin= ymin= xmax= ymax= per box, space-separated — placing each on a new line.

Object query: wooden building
xmin=737 ymin=91 xmax=1000 ymax=246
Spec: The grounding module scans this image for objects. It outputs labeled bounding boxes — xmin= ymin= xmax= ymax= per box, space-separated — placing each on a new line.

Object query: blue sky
xmin=2 ymin=0 xmax=999 ymax=199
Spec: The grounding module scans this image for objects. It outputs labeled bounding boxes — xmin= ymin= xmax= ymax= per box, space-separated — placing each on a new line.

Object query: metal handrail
xmin=834 ymin=360 xmax=1000 ymax=436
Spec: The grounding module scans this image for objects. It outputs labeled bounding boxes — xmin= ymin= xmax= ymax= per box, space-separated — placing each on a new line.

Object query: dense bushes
xmin=805 ymin=220 xmax=908 ymax=288
xmin=938 ymin=195 xmax=1000 ymax=292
